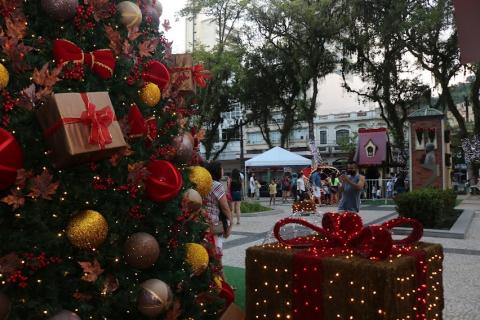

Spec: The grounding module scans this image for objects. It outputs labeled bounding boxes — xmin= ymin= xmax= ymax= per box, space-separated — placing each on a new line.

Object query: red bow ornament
xmin=274 ymin=212 xmax=423 ymax=260
xmin=191 ymin=64 xmax=211 ymax=88
xmin=79 ymin=93 xmax=114 ymax=149
xmin=127 ymin=104 xmax=158 ymax=142
xmin=53 ymin=39 xmax=116 ymax=79
xmin=142 ymin=60 xmax=170 ymax=89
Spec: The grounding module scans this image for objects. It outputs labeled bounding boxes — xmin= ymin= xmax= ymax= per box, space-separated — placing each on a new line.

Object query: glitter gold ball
xmin=117 ymin=1 xmax=143 ymax=28
xmin=0 ymin=63 xmax=9 ymax=89
xmin=66 ymin=210 xmax=108 ymax=250
xmin=185 ymin=243 xmax=209 ymax=275
xmin=188 ymin=166 xmax=212 ymax=197
xmin=140 ymin=82 xmax=161 ymax=107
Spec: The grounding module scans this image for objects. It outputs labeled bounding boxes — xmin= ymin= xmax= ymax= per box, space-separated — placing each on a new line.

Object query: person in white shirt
xmin=297 ymin=171 xmax=306 ymax=201
xmin=249 ymin=173 xmax=256 ymax=198
xmin=386 ymin=180 xmax=394 ymax=198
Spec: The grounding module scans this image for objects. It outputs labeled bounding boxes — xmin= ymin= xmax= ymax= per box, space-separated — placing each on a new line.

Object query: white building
xmin=185 ymin=13 xmax=217 ymax=51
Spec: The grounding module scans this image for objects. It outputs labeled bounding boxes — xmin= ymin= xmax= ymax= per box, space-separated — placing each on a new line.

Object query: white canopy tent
xmin=245 ymin=146 xmax=312 ymax=167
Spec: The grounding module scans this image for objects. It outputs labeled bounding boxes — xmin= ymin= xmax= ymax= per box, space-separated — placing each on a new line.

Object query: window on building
xmin=336 ymin=129 xmax=349 ymax=144
xmin=319 ymin=130 xmax=327 ymax=145
xmin=221 ymin=127 xmax=240 ymax=141
xmin=247 ymin=132 xmax=264 ymax=145
xmin=270 ymin=131 xmax=281 ymax=143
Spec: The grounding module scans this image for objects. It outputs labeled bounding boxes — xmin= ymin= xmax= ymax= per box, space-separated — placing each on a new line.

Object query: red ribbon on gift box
xmin=53 ymin=39 xmax=115 ymax=79
xmin=44 ymin=93 xmax=115 ymax=149
xmin=273 ymin=212 xmax=428 ymax=320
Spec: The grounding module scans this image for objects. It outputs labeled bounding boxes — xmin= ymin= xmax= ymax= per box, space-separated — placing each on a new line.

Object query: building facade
xmin=202 ymin=107 xmax=388 ymax=173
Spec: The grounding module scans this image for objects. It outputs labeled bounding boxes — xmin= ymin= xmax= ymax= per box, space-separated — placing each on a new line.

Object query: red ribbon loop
xmin=127 ymin=104 xmax=158 ymax=142
xmin=191 ymin=64 xmax=211 ymax=88
xmin=79 ymin=93 xmax=114 ymax=149
xmin=53 ymin=39 xmax=116 ymax=79
xmin=142 ymin=60 xmax=170 ymax=89
xmin=273 ymin=212 xmax=424 ymax=260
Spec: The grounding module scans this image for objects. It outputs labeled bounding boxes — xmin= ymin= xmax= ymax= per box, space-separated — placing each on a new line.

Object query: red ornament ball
xmin=145 ymin=160 xmax=183 ymax=202
xmin=0 ymin=128 xmax=23 ymax=191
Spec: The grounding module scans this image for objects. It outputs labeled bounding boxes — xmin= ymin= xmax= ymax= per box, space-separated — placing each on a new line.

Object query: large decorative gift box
xmin=37 ymin=92 xmax=127 ymax=168
xmin=246 ymin=213 xmax=444 ymax=320
xmin=166 ymin=54 xmax=209 ymax=96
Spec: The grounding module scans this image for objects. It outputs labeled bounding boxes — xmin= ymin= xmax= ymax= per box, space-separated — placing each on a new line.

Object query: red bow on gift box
xmin=274 ymin=212 xmax=423 ymax=260
xmin=53 ymin=39 xmax=115 ymax=79
xmin=127 ymin=104 xmax=157 ymax=142
xmin=191 ymin=64 xmax=211 ymax=88
xmin=142 ymin=60 xmax=170 ymax=90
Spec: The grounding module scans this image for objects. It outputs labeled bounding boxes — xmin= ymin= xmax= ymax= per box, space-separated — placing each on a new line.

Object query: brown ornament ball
xmin=182 ymin=188 xmax=203 ymax=213
xmin=173 ymin=132 xmax=194 ymax=164
xmin=0 ymin=292 xmax=10 ymax=320
xmin=117 ymin=1 xmax=143 ymax=28
xmin=49 ymin=310 xmax=81 ymax=320
xmin=137 ymin=279 xmax=173 ymax=318
xmin=66 ymin=210 xmax=109 ymax=250
xmin=124 ymin=232 xmax=160 ymax=270
xmin=148 ymin=0 xmax=163 ymax=17
xmin=41 ymin=0 xmax=79 ymax=21
xmin=142 ymin=5 xmax=160 ymax=27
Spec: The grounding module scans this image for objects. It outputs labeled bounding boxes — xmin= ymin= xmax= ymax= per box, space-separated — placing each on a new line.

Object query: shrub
xmin=240 ymin=201 xmax=272 ymax=213
xmin=394 ymin=188 xmax=457 ymax=228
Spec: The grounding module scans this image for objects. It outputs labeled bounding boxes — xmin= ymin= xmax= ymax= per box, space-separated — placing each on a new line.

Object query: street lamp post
xmin=235 ymin=117 xmax=246 ymax=198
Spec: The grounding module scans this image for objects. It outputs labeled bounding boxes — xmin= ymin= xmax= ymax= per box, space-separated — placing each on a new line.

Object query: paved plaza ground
xmin=223 ymin=195 xmax=480 ymax=320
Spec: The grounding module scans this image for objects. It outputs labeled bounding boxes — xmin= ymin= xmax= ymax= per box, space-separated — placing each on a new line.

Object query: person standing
xmin=229 ymin=169 xmax=242 ymax=225
xmin=255 ymin=178 xmax=261 ymax=200
xmin=386 ymin=179 xmax=394 ymax=198
xmin=204 ymin=162 xmax=233 ymax=257
xmin=269 ymin=179 xmax=278 ymax=206
xmin=249 ymin=173 xmax=256 ymax=198
xmin=297 ymin=171 xmax=306 ymax=201
xmin=311 ymin=168 xmax=322 ymax=205
xmin=291 ymin=173 xmax=298 ymax=201
xmin=330 ymin=172 xmax=340 ymax=204
xmin=338 ymin=161 xmax=366 ymax=213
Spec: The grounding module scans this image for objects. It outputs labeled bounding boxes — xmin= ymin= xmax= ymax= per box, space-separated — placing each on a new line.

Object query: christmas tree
xmin=0 ymin=1 xmax=228 ymax=319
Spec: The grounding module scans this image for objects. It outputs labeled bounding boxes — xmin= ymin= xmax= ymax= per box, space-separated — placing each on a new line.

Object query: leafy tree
xmin=337 ymin=133 xmax=358 ymax=160
xmin=249 ymin=0 xmax=340 ymax=142
xmin=181 ymin=0 xmax=250 ymax=160
xmin=340 ymin=0 xmax=429 ymax=159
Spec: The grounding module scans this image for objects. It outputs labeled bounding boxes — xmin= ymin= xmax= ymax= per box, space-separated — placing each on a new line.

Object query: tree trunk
xmin=308 ymin=77 xmax=319 ymax=141
xmin=440 ymin=81 xmax=467 ymax=138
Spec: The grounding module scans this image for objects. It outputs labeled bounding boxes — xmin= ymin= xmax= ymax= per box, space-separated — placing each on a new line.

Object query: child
xmin=376 ymin=187 xmax=382 ymax=200
xmin=269 ymin=179 xmax=277 ymax=206
xmin=372 ymin=185 xmax=377 ymax=200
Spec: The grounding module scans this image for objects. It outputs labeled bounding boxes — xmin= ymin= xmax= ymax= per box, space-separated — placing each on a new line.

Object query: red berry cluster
xmin=127 ymin=61 xmax=144 ymax=86
xmin=2 ymin=90 xmax=15 ymax=112
xmin=92 ymin=176 xmax=115 ymax=190
xmin=157 ymin=145 xmax=176 ymax=159
xmin=23 ymin=252 xmax=62 ymax=272
xmin=128 ymin=205 xmax=145 ymax=220
xmin=74 ymin=4 xmax=96 ymax=32
xmin=8 ymin=271 xmax=28 ymax=288
xmin=62 ymin=63 xmax=85 ymax=80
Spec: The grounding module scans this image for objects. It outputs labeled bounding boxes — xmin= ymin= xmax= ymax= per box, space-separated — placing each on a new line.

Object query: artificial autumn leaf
xmin=127 ymin=161 xmax=148 ymax=184
xmin=1 ymin=188 xmax=25 ymax=209
xmin=127 ymin=26 xmax=142 ymax=41
xmin=122 ymin=39 xmax=133 ymax=57
xmin=104 ymin=25 xmax=122 ymax=56
xmin=5 ymin=16 xmax=27 ymax=39
xmin=109 ymin=145 xmax=134 ymax=167
xmin=73 ymin=291 xmax=93 ymax=301
xmin=78 ymin=259 xmax=104 ymax=283
xmin=27 ymin=170 xmax=59 ymax=200
xmin=138 ymin=38 xmax=160 ymax=57
xmin=91 ymin=0 xmax=115 ymax=21
xmin=165 ymin=300 xmax=182 ymax=320
xmin=101 ymin=274 xmax=120 ymax=295
xmin=15 ymin=169 xmax=33 ymax=187
xmin=162 ymin=19 xmax=172 ymax=32
xmin=16 ymin=84 xmax=36 ymax=111
xmin=0 ymin=252 xmax=22 ymax=275
xmin=32 ymin=63 xmax=62 ymax=89
xmin=0 ymin=37 xmax=33 ymax=72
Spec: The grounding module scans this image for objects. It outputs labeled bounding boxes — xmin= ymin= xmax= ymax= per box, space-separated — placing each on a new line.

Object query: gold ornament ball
xmin=0 ymin=64 xmax=9 ymax=89
xmin=137 ymin=279 xmax=173 ymax=318
xmin=140 ymin=82 xmax=161 ymax=107
xmin=188 ymin=166 xmax=212 ymax=197
xmin=117 ymin=1 xmax=143 ymax=28
xmin=185 ymin=243 xmax=209 ymax=275
xmin=67 ymin=210 xmax=109 ymax=250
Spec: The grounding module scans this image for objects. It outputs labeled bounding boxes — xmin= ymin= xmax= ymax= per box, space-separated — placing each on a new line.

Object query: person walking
xmin=291 ymin=173 xmax=298 ymax=201
xmin=204 ymin=162 xmax=233 ymax=257
xmin=269 ymin=179 xmax=278 ymax=206
xmin=311 ymin=168 xmax=322 ymax=206
xmin=386 ymin=179 xmax=394 ymax=198
xmin=249 ymin=173 xmax=256 ymax=198
xmin=297 ymin=171 xmax=306 ymax=201
xmin=255 ymin=178 xmax=261 ymax=200
xmin=330 ymin=172 xmax=340 ymax=204
xmin=338 ymin=161 xmax=366 ymax=213
xmin=229 ymin=169 xmax=242 ymax=225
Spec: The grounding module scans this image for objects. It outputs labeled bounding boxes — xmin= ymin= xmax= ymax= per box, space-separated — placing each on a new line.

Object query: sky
xmin=162 ymin=0 xmax=187 ymax=53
